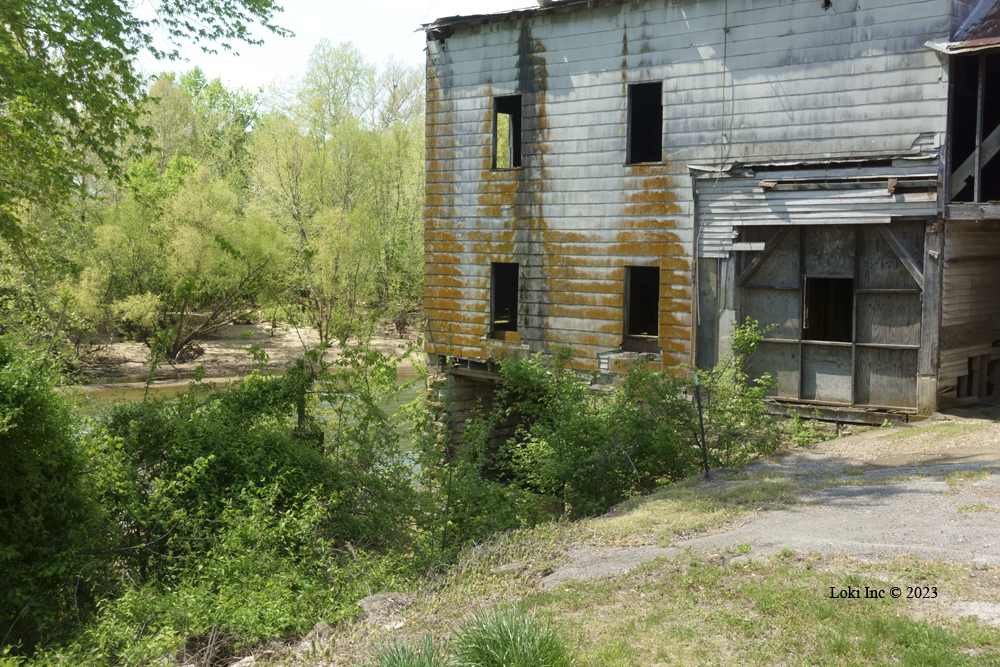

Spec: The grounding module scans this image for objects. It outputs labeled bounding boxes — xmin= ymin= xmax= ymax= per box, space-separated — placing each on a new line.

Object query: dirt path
xmin=543 ymin=409 xmax=1000 ymax=588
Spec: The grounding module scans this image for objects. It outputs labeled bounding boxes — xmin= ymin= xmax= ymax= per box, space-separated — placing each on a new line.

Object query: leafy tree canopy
xmin=0 ymin=0 xmax=289 ymax=243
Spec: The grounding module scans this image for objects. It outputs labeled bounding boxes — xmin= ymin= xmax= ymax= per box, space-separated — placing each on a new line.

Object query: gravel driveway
xmin=543 ymin=411 xmax=1000 ymax=587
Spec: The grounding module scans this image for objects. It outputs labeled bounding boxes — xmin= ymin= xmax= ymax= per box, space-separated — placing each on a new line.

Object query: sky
xmin=136 ymin=0 xmax=535 ymax=91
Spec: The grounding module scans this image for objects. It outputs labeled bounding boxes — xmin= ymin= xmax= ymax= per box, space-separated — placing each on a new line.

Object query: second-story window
xmin=627 ymin=82 xmax=662 ymax=164
xmin=493 ymin=95 xmax=522 ymax=169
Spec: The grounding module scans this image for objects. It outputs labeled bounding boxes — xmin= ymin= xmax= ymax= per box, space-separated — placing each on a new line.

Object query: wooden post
xmin=917 ymin=218 xmax=943 ymax=414
xmin=975 ymin=54 xmax=986 ymax=203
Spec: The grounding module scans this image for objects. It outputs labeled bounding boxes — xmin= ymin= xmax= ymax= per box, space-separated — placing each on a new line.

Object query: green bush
xmin=688 ymin=317 xmax=782 ymax=468
xmin=47 ymin=485 xmax=413 ymax=667
xmin=427 ymin=319 xmax=780 ymax=532
xmin=370 ymin=632 xmax=450 ymax=667
xmin=0 ymin=341 xmax=103 ymax=654
xmin=452 ymin=606 xmax=574 ymax=667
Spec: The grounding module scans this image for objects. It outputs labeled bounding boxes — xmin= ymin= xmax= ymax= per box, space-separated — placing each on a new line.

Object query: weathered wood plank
xmin=856 ymin=293 xmax=922 ymax=346
xmin=737 ymin=227 xmax=795 ymax=287
xmin=855 ymin=347 xmax=918 ymax=408
xmin=802 ymin=345 xmax=853 ymax=403
xmin=876 ymin=224 xmax=925 ymax=286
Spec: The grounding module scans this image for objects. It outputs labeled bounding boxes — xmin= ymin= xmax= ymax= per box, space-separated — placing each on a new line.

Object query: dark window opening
xmin=802 ymin=277 xmax=853 ymax=343
xmin=493 ymin=95 xmax=522 ymax=169
xmin=949 ymin=54 xmax=1000 ymax=202
xmin=624 ymin=266 xmax=660 ymax=352
xmin=627 ymin=82 xmax=662 ymax=164
xmin=491 ymin=262 xmax=519 ymax=332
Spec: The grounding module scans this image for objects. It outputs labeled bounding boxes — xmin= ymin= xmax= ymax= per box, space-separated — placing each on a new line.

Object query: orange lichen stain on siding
xmin=425 ymin=136 xmax=459 ymax=150
xmin=549 ymin=291 xmax=623 ymax=308
xmin=426 ymin=183 xmax=458 ymax=196
xmin=426 ymin=241 xmax=467 ymax=254
xmin=659 ymin=338 xmax=692 ymax=354
xmin=623 ymin=176 xmax=673 ymax=190
xmin=625 ymin=190 xmax=679 ymax=205
xmin=623 ymin=202 xmax=683 ymax=217
xmin=564 ymin=332 xmax=622 ymax=348
xmin=424 ymin=229 xmax=461 ymax=241
xmin=425 ymin=253 xmax=466 ymax=266
xmin=425 ymin=275 xmax=479 ymax=289
xmin=611 ymin=230 xmax=682 ymax=244
xmin=658 ymin=311 xmax=692 ymax=327
xmin=620 ymin=218 xmax=678 ymax=230
xmin=425 ymin=310 xmax=489 ymax=325
xmin=658 ymin=325 xmax=691 ymax=341
xmin=657 ymin=284 xmax=690 ymax=300
xmin=625 ymin=164 xmax=667 ymax=177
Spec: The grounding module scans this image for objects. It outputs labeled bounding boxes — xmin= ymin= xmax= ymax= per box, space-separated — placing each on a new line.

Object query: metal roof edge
xmin=421 ymin=0 xmax=632 ymax=34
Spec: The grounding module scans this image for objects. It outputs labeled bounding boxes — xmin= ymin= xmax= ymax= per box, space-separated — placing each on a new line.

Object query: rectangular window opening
xmin=802 ymin=277 xmax=853 ymax=343
xmin=493 ymin=95 xmax=522 ymax=169
xmin=624 ymin=266 xmax=660 ymax=352
xmin=627 ymin=82 xmax=663 ymax=164
xmin=491 ymin=262 xmax=519 ymax=333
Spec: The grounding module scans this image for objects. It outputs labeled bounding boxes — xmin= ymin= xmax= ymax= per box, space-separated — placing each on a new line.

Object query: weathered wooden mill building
xmin=422 ymin=0 xmax=1000 ymax=419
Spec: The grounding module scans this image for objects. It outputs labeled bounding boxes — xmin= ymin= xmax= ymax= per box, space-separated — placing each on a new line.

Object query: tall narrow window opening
xmin=949 ymin=54 xmax=1000 ymax=202
xmin=802 ymin=277 xmax=853 ymax=343
xmin=627 ymin=82 xmax=663 ymax=164
xmin=493 ymin=95 xmax=522 ymax=169
xmin=624 ymin=266 xmax=660 ymax=352
xmin=491 ymin=262 xmax=519 ymax=333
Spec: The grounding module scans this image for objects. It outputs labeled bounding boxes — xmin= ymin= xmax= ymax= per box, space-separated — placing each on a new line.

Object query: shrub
xmin=452 ymin=606 xmax=574 ymax=667
xmin=0 ymin=341 xmax=103 ymax=654
xmin=428 ymin=319 xmax=780 ymax=531
xmin=687 ymin=317 xmax=782 ymax=467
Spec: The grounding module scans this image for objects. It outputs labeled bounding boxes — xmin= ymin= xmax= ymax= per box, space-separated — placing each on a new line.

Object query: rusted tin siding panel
xmin=696 ymin=164 xmax=940 ymax=257
xmin=425 ymin=0 xmax=952 ymax=372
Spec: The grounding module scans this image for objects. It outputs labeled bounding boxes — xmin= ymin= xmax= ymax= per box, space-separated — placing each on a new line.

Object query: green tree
xmin=0 ymin=0 xmax=288 ymax=243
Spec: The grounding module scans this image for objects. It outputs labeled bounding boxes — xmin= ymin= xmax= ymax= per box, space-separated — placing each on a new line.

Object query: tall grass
xmin=370 ymin=633 xmax=450 ymax=667
xmin=452 ymin=606 xmax=574 ymax=667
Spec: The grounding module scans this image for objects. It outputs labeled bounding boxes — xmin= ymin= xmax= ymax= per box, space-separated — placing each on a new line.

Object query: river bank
xmin=75 ymin=321 xmax=422 ymax=384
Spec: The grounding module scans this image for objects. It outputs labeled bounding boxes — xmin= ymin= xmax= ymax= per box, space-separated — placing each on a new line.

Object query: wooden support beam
xmin=736 ymin=226 xmax=792 ymax=287
xmin=950 ymin=122 xmax=1000 ymax=199
xmin=876 ymin=224 xmax=924 ymax=287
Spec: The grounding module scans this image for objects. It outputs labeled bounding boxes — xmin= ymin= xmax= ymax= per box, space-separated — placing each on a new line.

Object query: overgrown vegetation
xmin=2 ymin=43 xmax=424 ymax=367
xmin=423 ymin=320 xmax=782 ymax=557
xmin=0 ymin=334 xmax=424 ymax=665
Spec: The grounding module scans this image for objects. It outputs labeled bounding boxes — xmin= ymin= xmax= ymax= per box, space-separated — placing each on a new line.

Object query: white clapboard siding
xmin=423 ymin=0 xmax=953 ymax=370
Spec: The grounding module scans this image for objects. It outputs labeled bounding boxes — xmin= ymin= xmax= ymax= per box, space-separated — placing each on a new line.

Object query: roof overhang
xmin=927 ymin=0 xmax=1000 ymax=54
xmin=421 ymin=0 xmax=632 ymax=37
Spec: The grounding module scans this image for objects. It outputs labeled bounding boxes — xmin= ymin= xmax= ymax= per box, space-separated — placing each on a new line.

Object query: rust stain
xmin=625 ymin=189 xmax=678 ymax=204
xmin=622 ymin=202 xmax=684 ymax=216
xmin=424 ymin=19 xmax=699 ymax=371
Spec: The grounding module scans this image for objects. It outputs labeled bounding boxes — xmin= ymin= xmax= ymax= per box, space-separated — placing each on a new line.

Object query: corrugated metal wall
xmin=425 ymin=0 xmax=952 ymax=372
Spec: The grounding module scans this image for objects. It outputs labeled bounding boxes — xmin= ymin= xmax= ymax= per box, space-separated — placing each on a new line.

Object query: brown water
xmin=74 ymin=366 xmax=421 ymax=411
